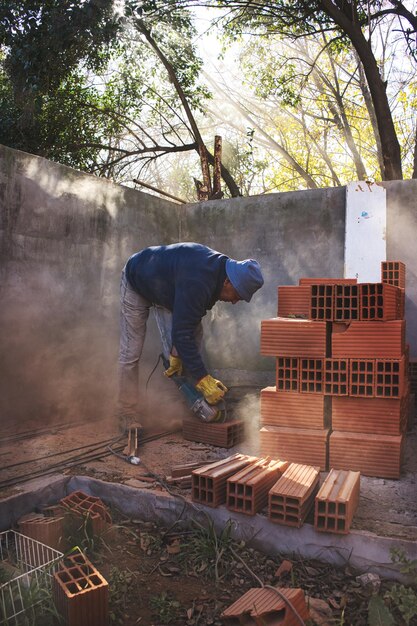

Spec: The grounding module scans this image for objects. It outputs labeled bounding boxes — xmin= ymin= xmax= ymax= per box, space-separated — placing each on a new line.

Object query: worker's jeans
xmin=118 ymin=268 xmax=202 ymax=417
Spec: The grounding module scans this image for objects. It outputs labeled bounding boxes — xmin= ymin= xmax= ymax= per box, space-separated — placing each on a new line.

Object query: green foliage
xmin=149 ymin=591 xmax=181 ymax=624
xmin=184 ymin=517 xmax=236 ymax=583
xmin=109 ymin=566 xmax=136 ymax=625
xmin=384 ymin=548 xmax=417 ymax=625
xmin=368 ymin=595 xmax=395 ymax=626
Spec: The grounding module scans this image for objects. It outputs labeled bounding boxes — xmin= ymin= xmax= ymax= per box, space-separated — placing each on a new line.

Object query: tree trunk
xmin=320 ymin=0 xmax=402 ymax=180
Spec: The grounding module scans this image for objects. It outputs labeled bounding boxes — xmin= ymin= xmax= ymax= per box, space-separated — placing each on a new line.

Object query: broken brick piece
xmin=182 ymin=419 xmax=245 ymax=448
xmin=315 ymin=469 xmax=360 ymax=534
xmin=52 ymin=548 xmax=109 ymax=626
xmin=269 ymin=463 xmax=320 ymax=527
xmin=227 ymin=457 xmax=288 ymax=516
xmin=59 ymin=491 xmax=111 ymax=536
xmin=191 ymin=454 xmax=256 ymax=508
xmin=220 ymin=586 xmax=310 ymax=626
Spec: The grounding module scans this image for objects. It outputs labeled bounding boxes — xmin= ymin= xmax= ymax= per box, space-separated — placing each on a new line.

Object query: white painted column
xmin=344 ymin=181 xmax=386 ymax=282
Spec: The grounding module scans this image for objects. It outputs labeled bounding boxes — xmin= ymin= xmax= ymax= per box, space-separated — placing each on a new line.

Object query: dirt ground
xmin=1 ymin=387 xmax=417 ymax=625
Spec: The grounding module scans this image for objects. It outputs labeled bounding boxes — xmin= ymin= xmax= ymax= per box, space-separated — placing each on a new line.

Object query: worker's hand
xmin=196 ymin=374 xmax=228 ymax=405
xmin=164 ymin=354 xmax=183 ymax=377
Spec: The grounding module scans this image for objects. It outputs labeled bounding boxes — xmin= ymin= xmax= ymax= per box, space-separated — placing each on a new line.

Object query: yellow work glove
xmin=164 ymin=354 xmax=183 ymax=377
xmin=196 ymin=374 xmax=228 ymax=405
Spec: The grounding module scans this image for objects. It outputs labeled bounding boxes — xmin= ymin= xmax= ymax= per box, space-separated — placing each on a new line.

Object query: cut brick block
xmin=299 ymin=278 xmax=357 ymax=285
xmin=261 ymin=318 xmax=327 ymax=357
xmin=349 ymin=359 xmax=375 ymax=397
xmin=277 ymin=285 xmax=311 ymax=318
xmin=269 ymin=463 xmax=320 ymax=527
xmin=182 ymin=419 xmax=245 ymax=448
xmin=18 ymin=513 xmax=65 ymax=551
xmin=332 ymin=320 xmax=405 ymax=359
xmin=53 ymin=548 xmax=108 ymax=626
xmin=260 ymin=426 xmax=329 ymax=470
xmin=334 ymin=284 xmax=360 ymax=321
xmin=260 ymin=387 xmax=326 ymax=429
xmin=359 ymin=283 xmax=400 ymax=321
xmin=276 ymin=356 xmax=299 ymax=392
xmin=192 ymin=454 xmax=256 ymax=507
xmin=381 ymin=261 xmax=406 ymax=289
xmin=332 ymin=395 xmax=407 ymax=435
xmin=315 ymin=469 xmax=360 ymax=534
xmin=227 ymin=458 xmax=288 ymax=516
xmin=324 ymin=359 xmax=349 ymax=395
xmin=299 ymin=358 xmax=323 ymax=393
xmin=220 ymin=587 xmax=310 ymax=626
xmin=329 ymin=431 xmax=403 ymax=479
xmin=310 ymin=284 xmax=333 ymax=320
xmin=59 ymin=492 xmax=111 ymax=536
xmin=375 ymin=357 xmax=407 ymax=398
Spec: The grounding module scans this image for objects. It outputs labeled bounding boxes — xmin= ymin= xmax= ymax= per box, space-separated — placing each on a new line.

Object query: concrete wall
xmin=1 ymin=144 xmax=415 ymax=428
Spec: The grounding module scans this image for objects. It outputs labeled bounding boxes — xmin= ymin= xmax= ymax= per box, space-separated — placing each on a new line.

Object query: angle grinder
xmin=161 ymin=355 xmax=227 ymax=423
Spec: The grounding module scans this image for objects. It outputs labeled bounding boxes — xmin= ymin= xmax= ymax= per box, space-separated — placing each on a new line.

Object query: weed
xmin=368 ymin=547 xmax=417 ymax=626
xmin=149 ymin=591 xmax=181 ymax=624
xmin=109 ymin=566 xmax=136 ymax=625
xmin=184 ymin=517 xmax=236 ymax=583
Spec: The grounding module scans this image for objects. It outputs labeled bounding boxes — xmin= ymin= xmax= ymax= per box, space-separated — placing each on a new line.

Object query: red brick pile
xmin=260 ymin=261 xmax=409 ymax=478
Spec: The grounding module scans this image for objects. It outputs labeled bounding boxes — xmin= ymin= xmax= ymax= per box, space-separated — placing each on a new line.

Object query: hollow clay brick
xmin=299 ymin=358 xmax=323 ymax=393
xmin=299 ymin=278 xmax=357 ymax=285
xmin=359 ymin=283 xmax=400 ymax=321
xmin=260 ymin=387 xmax=326 ymax=429
xmin=310 ymin=284 xmax=334 ymax=320
xmin=324 ymin=359 xmax=349 ymax=395
xmin=332 ymin=320 xmax=405 ymax=359
xmin=261 ymin=318 xmax=327 ymax=358
xmin=277 ymin=285 xmax=311 ymax=318
xmin=315 ymin=469 xmax=360 ymax=534
xmin=276 ymin=356 xmax=299 ymax=392
xmin=333 ymin=284 xmax=360 ymax=322
xmin=220 ymin=586 xmax=310 ymax=626
xmin=192 ymin=454 xmax=256 ymax=507
xmin=329 ymin=430 xmax=403 ymax=479
xmin=182 ymin=419 xmax=245 ymax=448
xmin=52 ymin=548 xmax=108 ymax=626
xmin=18 ymin=513 xmax=65 ymax=551
xmin=349 ymin=359 xmax=375 ymax=397
xmin=269 ymin=463 xmax=320 ymax=527
xmin=227 ymin=457 xmax=288 ymax=516
xmin=332 ymin=395 xmax=407 ymax=435
xmin=381 ymin=261 xmax=406 ymax=290
xmin=260 ymin=426 xmax=329 ymax=470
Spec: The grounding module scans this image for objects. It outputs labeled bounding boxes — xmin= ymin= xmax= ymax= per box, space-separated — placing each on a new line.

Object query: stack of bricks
xmin=260 ymin=262 xmax=408 ymax=479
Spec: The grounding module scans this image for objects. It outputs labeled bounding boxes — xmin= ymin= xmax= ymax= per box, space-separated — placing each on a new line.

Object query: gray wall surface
xmin=0 ymin=144 xmax=415 ymax=428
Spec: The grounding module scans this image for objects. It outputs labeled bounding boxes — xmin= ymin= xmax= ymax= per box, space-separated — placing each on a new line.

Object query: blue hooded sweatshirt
xmin=125 ymin=243 xmax=227 ymax=380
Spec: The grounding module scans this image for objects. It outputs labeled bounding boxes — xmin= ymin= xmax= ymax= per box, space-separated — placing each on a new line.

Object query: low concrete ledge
xmin=1 ymin=474 xmax=416 ymax=582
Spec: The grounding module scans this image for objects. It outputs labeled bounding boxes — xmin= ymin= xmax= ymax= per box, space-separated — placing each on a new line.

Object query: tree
xmin=204 ymin=0 xmax=417 ymax=181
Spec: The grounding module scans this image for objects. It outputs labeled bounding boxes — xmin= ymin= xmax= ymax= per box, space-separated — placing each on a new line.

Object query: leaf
xmin=368 ymin=595 xmax=395 ymax=626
